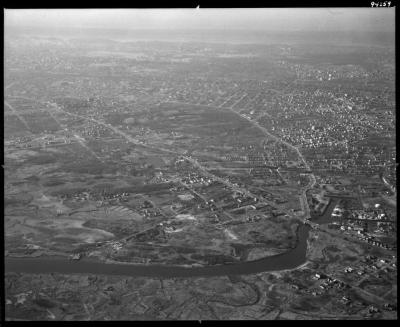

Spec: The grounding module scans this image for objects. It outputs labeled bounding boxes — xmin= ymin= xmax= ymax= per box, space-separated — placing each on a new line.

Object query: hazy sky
xmin=5 ymin=8 xmax=395 ymax=32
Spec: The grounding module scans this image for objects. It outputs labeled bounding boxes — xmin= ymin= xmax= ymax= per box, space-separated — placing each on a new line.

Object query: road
xmin=231 ymin=109 xmax=316 ymax=221
xmin=218 ymin=93 xmax=237 ymax=108
xmin=4 ymin=100 xmax=32 ymax=133
xmin=47 ymin=101 xmax=293 ymax=216
xmin=45 ymin=105 xmax=105 ymax=163
xmin=5 ymin=82 xmax=17 ymax=90
xmin=48 ymin=102 xmax=178 ymax=156
xmin=166 ymin=100 xmax=316 ymax=220
xmin=14 ymin=96 xmax=310 ymax=220
xmin=173 ymin=178 xmax=238 ymax=222
xmin=165 ymin=100 xmax=313 ymax=170
xmin=183 ymin=156 xmax=292 ymax=216
xmin=230 ymin=93 xmax=247 ymax=110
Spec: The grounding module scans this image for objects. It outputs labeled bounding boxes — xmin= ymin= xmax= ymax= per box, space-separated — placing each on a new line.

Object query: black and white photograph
xmin=3 ymin=7 xmax=396 ymax=320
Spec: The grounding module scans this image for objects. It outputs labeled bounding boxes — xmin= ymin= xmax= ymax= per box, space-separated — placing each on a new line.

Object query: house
xmin=70 ymin=253 xmax=82 ymax=260
xmin=313 ymin=273 xmax=321 ymax=280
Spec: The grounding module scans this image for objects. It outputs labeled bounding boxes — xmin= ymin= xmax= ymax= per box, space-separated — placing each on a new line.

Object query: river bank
xmin=5 ymin=225 xmax=311 ymax=278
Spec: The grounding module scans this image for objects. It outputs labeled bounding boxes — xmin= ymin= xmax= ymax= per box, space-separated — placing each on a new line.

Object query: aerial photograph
xmin=4 ymin=8 xmax=396 ymax=320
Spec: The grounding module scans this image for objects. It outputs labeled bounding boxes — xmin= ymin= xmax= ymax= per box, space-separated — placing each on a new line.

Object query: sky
xmin=4 ymin=8 xmax=395 ymax=32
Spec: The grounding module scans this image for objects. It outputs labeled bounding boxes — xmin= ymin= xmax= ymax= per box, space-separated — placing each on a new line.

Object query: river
xmin=5 ymin=224 xmax=311 ymax=278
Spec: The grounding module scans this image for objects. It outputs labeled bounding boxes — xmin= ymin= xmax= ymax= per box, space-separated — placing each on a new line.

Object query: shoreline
xmin=5 ymin=224 xmax=311 ymax=278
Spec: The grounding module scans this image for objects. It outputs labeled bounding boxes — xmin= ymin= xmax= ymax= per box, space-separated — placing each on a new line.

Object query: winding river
xmin=5 ymin=224 xmax=311 ymax=278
